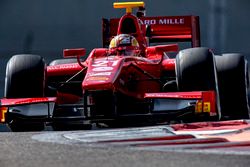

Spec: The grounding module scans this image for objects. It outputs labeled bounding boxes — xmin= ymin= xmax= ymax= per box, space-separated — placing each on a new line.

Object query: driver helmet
xmin=109 ymin=34 xmax=140 ymax=56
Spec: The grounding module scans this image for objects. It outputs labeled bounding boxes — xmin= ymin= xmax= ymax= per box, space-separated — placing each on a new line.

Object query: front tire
xmin=5 ymin=54 xmax=46 ymax=131
xmin=176 ymin=47 xmax=220 ymax=120
xmin=5 ymin=54 xmax=46 ymax=98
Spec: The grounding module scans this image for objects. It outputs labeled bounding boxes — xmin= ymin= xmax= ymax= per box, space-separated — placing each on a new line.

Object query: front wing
xmin=0 ymin=91 xmax=218 ymax=124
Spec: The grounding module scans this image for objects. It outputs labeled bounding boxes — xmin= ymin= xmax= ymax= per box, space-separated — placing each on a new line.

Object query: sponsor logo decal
xmin=91 ymin=59 xmax=119 ymax=72
xmin=140 ymin=18 xmax=185 ymax=25
xmin=48 ymin=64 xmax=79 ymax=70
xmin=87 ymin=76 xmax=109 ymax=81
xmin=88 ymin=72 xmax=112 ymax=77
xmin=92 ymin=67 xmax=114 ymax=72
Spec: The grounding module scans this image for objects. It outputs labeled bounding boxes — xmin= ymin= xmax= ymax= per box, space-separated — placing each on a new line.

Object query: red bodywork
xmin=0 ymin=3 xmax=218 ymax=125
xmin=47 ymin=13 xmax=200 ymax=99
xmin=44 ymin=10 xmax=216 ymax=121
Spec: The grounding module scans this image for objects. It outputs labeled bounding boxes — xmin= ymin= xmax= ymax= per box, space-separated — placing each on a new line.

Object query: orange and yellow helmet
xmin=109 ymin=34 xmax=140 ymax=56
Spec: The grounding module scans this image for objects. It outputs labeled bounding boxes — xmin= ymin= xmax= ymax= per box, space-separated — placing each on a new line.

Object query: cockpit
xmin=109 ymin=34 xmax=140 ymax=56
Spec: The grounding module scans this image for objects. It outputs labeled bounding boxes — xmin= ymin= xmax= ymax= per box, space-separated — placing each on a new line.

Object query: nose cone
xmin=82 ymin=57 xmax=123 ymax=91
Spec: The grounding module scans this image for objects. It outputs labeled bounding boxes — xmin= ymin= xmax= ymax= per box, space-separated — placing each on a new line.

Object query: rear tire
xmin=5 ymin=54 xmax=46 ymax=131
xmin=215 ymin=54 xmax=249 ymax=119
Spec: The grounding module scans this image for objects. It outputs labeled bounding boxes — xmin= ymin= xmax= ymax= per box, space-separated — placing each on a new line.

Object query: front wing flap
xmin=0 ymin=97 xmax=56 ymax=123
xmin=144 ymin=91 xmax=217 ymax=117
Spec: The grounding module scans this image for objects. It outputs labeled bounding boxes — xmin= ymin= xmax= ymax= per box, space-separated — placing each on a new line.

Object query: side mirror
xmin=63 ymin=48 xmax=86 ymax=58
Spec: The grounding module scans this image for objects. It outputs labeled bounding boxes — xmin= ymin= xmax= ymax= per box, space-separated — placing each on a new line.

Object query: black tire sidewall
xmin=215 ymin=54 xmax=250 ymax=119
xmin=176 ymin=47 xmax=217 ymax=91
xmin=176 ymin=47 xmax=221 ymax=120
xmin=5 ymin=54 xmax=46 ymax=98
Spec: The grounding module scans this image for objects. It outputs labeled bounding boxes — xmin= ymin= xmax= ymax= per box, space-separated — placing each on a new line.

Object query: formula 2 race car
xmin=0 ymin=1 xmax=249 ymax=131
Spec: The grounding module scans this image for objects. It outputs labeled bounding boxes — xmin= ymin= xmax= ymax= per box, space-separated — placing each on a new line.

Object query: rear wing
xmin=102 ymin=15 xmax=200 ymax=48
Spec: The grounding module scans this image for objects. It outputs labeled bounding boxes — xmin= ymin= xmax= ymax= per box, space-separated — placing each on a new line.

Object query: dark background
xmin=0 ymin=0 xmax=249 ymax=95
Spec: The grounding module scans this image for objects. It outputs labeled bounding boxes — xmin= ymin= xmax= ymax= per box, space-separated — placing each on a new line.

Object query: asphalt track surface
xmin=0 ymin=121 xmax=250 ymax=167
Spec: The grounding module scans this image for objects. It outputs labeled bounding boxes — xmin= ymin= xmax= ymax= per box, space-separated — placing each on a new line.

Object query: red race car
xmin=0 ymin=1 xmax=249 ymax=131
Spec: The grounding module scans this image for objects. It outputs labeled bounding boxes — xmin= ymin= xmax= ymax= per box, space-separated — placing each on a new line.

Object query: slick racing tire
xmin=5 ymin=54 xmax=46 ymax=131
xmin=176 ymin=47 xmax=218 ymax=91
xmin=5 ymin=54 xmax=46 ymax=98
xmin=49 ymin=58 xmax=77 ymax=66
xmin=215 ymin=54 xmax=250 ymax=120
xmin=176 ymin=47 xmax=220 ymax=120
